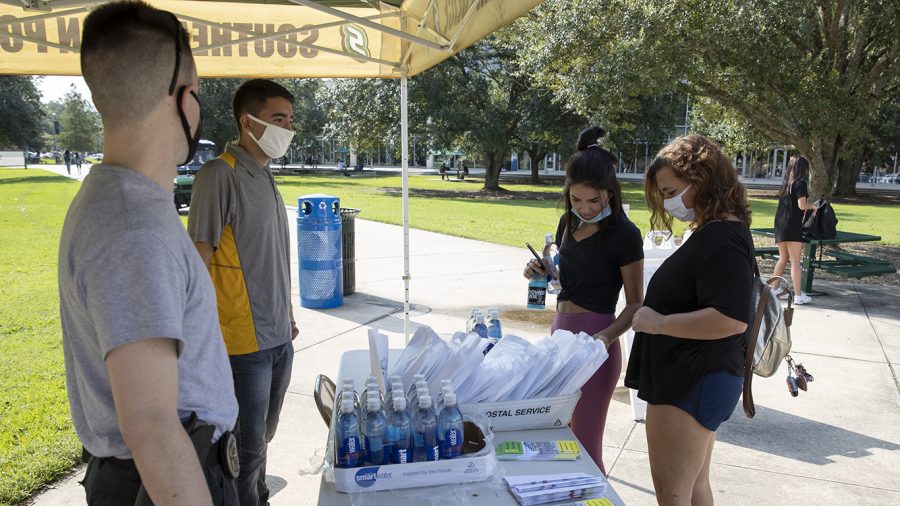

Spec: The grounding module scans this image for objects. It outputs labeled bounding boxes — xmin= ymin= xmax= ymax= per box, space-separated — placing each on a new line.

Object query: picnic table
xmin=750 ymin=228 xmax=894 ymax=293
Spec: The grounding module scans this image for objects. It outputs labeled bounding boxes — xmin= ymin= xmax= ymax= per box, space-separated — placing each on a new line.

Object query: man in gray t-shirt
xmin=188 ymin=79 xmax=297 ymax=506
xmin=59 ymin=3 xmax=238 ymax=505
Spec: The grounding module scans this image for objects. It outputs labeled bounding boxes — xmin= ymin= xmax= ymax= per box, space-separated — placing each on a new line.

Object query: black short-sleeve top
xmin=774 ymin=179 xmax=809 ymax=242
xmin=624 ymin=220 xmax=754 ymax=405
xmin=554 ymin=212 xmax=644 ymax=315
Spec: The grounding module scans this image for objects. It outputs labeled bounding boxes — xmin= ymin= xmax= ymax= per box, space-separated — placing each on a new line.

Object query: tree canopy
xmin=518 ymin=0 xmax=900 ymax=196
xmin=57 ymin=85 xmax=100 ymax=153
xmin=0 ymin=76 xmax=43 ymax=150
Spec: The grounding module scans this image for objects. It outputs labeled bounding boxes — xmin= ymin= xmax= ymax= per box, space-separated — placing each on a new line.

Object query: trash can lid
xmin=299 ymin=193 xmax=338 ymax=200
xmin=340 ymin=208 xmax=361 ymax=220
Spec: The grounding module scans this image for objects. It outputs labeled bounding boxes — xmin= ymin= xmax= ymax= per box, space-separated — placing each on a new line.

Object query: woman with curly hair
xmin=626 ymin=135 xmax=753 ymax=505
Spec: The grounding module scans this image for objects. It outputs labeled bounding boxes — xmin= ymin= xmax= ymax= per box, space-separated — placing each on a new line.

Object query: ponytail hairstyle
xmin=779 ymin=155 xmax=809 ymax=197
xmin=561 ymin=126 xmax=623 ymax=237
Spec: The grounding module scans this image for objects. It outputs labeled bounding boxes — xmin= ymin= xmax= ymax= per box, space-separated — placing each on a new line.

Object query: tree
xmin=321 ymin=78 xmax=404 ymax=158
xmin=199 ymin=78 xmax=243 ymax=151
xmin=421 ymin=41 xmax=528 ymax=191
xmin=518 ymin=0 xmax=900 ymax=197
xmin=513 ymin=83 xmax=585 ymax=183
xmin=58 ymin=85 xmax=100 ymax=153
xmin=0 ymin=76 xmax=44 ymax=150
xmin=282 ymin=79 xmax=326 ymax=159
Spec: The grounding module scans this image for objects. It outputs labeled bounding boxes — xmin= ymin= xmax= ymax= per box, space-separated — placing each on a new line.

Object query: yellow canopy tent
xmin=0 ymin=0 xmax=545 ymax=340
xmin=0 ymin=0 xmax=543 ymax=77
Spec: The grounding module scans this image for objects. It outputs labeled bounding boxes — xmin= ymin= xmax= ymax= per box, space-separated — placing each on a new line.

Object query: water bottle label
xmin=392 ymin=447 xmax=410 ymax=464
xmin=441 ymin=429 xmax=462 ymax=458
xmin=337 ymin=436 xmax=361 ymax=468
xmin=527 ymin=284 xmax=547 ymax=308
xmin=427 ymin=445 xmax=439 ymax=461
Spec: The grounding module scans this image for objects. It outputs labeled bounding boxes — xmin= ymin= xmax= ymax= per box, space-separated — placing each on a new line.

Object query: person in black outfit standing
xmin=772 ymin=155 xmax=818 ymax=304
xmin=626 ymin=135 xmax=753 ymax=505
xmin=523 ymin=126 xmax=644 ymax=473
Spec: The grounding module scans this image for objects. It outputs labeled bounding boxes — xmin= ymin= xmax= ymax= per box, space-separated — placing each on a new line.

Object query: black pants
xmin=81 ymin=441 xmax=237 ymax=506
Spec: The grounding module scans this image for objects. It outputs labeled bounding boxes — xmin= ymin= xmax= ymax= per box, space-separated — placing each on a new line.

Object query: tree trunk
xmin=805 ymin=135 xmax=843 ymax=199
xmin=482 ymin=151 xmax=505 ymax=191
xmin=834 ymin=145 xmax=870 ymax=197
xmin=834 ymin=157 xmax=858 ymax=196
xmin=527 ymin=149 xmax=547 ymax=184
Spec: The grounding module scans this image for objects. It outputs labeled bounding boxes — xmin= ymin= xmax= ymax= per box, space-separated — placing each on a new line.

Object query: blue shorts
xmin=673 ymin=371 xmax=743 ymax=431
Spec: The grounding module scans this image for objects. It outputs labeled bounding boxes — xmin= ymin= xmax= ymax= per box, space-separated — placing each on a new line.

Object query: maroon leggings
xmin=551 ymin=311 xmax=620 ymax=475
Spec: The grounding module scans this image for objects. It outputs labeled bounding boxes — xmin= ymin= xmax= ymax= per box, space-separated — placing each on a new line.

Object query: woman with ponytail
xmin=628 ymin=135 xmax=753 ymax=505
xmin=522 ymin=126 xmax=644 ymax=473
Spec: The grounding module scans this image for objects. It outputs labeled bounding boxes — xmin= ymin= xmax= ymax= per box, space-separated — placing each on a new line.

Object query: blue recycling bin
xmin=297 ymin=194 xmax=343 ymax=309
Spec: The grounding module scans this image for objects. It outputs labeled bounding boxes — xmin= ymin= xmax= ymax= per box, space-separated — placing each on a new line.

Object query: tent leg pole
xmin=401 ymin=75 xmax=411 ymax=344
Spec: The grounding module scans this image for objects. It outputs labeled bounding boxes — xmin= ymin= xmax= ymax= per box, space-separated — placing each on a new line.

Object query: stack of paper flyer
xmin=496 ymin=440 xmax=581 ymax=461
xmin=505 ymin=473 xmax=607 ymax=505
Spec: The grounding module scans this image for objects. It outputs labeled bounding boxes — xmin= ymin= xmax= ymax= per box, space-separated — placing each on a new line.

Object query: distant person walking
xmin=63 ymin=149 xmax=71 ymax=175
xmin=75 ymin=152 xmax=83 ymax=174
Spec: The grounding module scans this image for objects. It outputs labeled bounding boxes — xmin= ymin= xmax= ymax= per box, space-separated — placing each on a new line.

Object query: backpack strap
xmin=743 ymin=280 xmax=772 ymax=418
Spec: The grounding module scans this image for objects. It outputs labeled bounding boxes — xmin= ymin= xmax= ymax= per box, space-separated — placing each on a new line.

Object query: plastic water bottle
xmin=435 ymin=379 xmax=454 ymax=413
xmin=387 ymin=393 xmax=412 ymax=464
xmin=485 ymin=310 xmax=502 ymax=354
xmin=544 ymin=233 xmax=562 ymax=294
xmin=437 ymin=392 xmax=464 ymax=459
xmin=386 ymin=374 xmax=402 ymax=399
xmin=335 ymin=398 xmax=363 ymax=468
xmin=408 ymin=381 xmax=428 ymax=418
xmin=388 ymin=380 xmax=404 ymax=404
xmin=465 ymin=308 xmax=477 ymax=332
xmin=466 ymin=308 xmax=483 ymax=333
xmin=363 ymin=376 xmax=384 ymax=406
xmin=339 ymin=379 xmax=360 ymax=418
xmin=527 ymin=274 xmax=547 ymax=310
xmin=412 ymin=394 xmax=439 ymax=462
xmin=406 ymin=373 xmax=426 ymax=399
xmin=362 ymin=392 xmax=388 ymax=465
xmin=473 ymin=314 xmax=488 ymax=339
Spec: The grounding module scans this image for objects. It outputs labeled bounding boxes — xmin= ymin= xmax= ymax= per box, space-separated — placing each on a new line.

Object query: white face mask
xmin=571 ymin=205 xmax=612 ymax=224
xmin=246 ymin=114 xmax=295 ymax=159
xmin=663 ymin=184 xmax=696 ymax=222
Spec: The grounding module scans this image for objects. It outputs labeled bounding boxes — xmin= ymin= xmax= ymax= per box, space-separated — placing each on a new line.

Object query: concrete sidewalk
xmin=28 ymin=217 xmax=900 ymax=505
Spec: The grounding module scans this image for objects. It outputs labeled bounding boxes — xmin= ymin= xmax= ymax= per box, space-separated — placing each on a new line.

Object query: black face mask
xmin=176 ymin=86 xmax=202 ymax=166
xmin=168 ymin=15 xmax=201 ymax=166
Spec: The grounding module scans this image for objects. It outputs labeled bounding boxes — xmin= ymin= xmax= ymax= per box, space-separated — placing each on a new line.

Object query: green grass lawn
xmin=0 ymin=170 xmax=81 ymax=506
xmin=0 ymin=168 xmax=898 ymax=505
xmin=274 ymin=173 xmax=900 ymax=246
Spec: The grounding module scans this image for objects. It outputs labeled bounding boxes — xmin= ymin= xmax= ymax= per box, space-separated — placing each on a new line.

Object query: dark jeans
xmin=230 ymin=341 xmax=294 ymax=506
xmin=81 ymin=440 xmax=237 ymax=505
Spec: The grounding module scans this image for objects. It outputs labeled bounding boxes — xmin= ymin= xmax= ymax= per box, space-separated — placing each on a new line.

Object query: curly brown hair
xmin=645 ymin=135 xmax=752 ymax=234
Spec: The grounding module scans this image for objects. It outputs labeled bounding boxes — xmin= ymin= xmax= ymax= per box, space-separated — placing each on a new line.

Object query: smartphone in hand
xmin=526 ymin=242 xmax=559 ymax=279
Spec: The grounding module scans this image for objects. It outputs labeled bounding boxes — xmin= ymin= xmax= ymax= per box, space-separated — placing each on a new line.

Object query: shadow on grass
xmin=0 ymin=175 xmax=73 ymax=185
